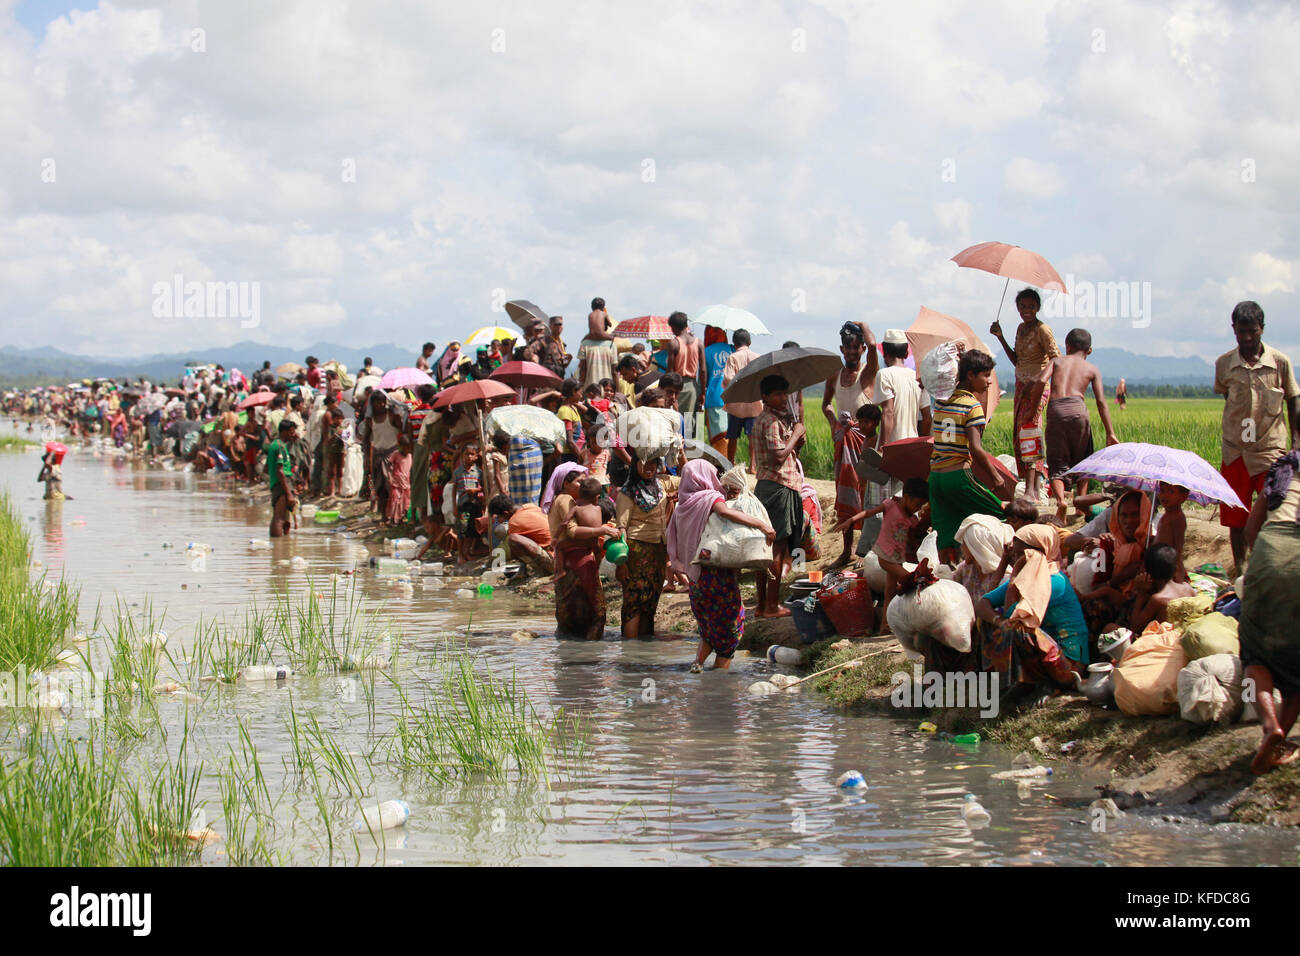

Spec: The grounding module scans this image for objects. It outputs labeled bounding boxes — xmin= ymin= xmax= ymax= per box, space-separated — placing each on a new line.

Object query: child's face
xmin=763 ymin=389 xmax=789 ymax=409
xmin=463 ymin=447 xmax=479 ymax=465
xmin=857 ymin=416 xmax=878 ymax=438
xmin=967 ymin=370 xmax=993 ymax=395
xmin=902 ymin=494 xmax=926 ymax=514
xmin=1157 ymin=483 xmax=1188 ymax=508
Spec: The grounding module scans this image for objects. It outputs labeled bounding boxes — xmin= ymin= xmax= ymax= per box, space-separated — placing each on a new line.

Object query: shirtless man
xmin=1129 ymin=544 xmax=1195 ymax=632
xmin=588 ymin=297 xmax=614 ymax=341
xmin=578 ymin=298 xmax=618 ymax=390
xmin=666 ymin=311 xmax=705 ymax=439
xmin=1039 ymin=328 xmax=1118 ymax=520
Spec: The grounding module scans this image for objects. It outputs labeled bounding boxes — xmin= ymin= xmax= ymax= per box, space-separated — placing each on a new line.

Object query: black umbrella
xmin=719 ymin=346 xmax=842 ymax=404
xmin=504 ymin=300 xmax=549 ymax=331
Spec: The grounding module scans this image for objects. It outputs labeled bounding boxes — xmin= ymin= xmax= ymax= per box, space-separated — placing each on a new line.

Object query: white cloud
xmin=1004 ymin=157 xmax=1065 ymax=200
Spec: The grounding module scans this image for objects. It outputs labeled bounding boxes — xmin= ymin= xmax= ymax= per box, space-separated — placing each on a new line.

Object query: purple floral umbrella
xmin=1064 ymin=442 xmax=1245 ymax=510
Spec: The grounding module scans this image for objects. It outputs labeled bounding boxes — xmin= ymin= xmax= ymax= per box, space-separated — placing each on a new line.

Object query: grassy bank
xmin=804 ymin=639 xmax=1300 ymax=825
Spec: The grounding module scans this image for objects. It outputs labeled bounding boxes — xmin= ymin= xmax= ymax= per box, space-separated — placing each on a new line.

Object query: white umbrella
xmin=695 ymin=304 xmax=770 ymax=335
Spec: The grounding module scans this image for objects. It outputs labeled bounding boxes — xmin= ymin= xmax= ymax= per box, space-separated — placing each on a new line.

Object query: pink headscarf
xmin=541 ymin=462 xmax=588 ymax=514
xmin=666 ymin=460 xmax=724 ymax=584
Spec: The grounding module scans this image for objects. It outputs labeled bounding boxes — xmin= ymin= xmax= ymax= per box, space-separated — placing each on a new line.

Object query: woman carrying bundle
xmin=667 ymin=463 xmax=775 ymax=672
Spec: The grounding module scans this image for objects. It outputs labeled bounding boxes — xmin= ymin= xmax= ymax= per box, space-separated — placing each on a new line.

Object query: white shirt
xmin=875 ymin=365 xmax=924 ymax=440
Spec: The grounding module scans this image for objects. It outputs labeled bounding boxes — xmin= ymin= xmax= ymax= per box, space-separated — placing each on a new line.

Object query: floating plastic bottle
xmin=248 ymin=538 xmax=271 ymax=550
xmin=767 ymin=646 xmax=804 ymax=666
xmin=186 ymin=542 xmax=213 ymax=554
xmin=454 ymin=588 xmax=474 ymax=598
xmin=354 ymin=800 xmax=410 ymax=832
xmin=991 ymin=766 xmax=1053 ymax=780
xmin=239 ymin=664 xmax=292 ymax=682
xmin=962 ymin=793 xmax=991 ymax=826
xmin=290 ymin=556 xmax=307 ymax=570
xmin=946 ymin=732 xmax=981 ymax=745
xmin=836 ymin=771 xmax=868 ymax=790
xmin=476 ymin=582 xmax=494 ymax=596
xmin=374 ymin=557 xmax=409 ymax=576
xmin=428 ymin=562 xmax=444 ymax=576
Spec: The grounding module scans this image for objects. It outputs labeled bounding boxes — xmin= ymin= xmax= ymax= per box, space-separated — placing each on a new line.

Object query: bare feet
xmin=757 ymin=605 xmax=792 ymax=619
xmin=1252 ymin=728 xmax=1288 ymax=774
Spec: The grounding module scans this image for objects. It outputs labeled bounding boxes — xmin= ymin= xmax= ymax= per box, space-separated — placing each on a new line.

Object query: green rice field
xmin=741 ymin=397 xmax=1225 ymax=482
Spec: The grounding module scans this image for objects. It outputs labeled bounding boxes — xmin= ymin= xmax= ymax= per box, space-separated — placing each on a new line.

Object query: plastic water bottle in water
xmin=290 ymin=556 xmax=307 ymax=570
xmin=836 ymin=771 xmax=868 ymax=790
xmin=962 ymin=793 xmax=991 ymax=826
xmin=374 ymin=557 xmax=409 ymax=575
xmin=354 ymin=799 xmax=410 ymax=832
xmin=248 ymin=538 xmax=271 ymax=550
xmin=186 ymin=542 xmax=212 ymax=554
xmin=239 ymin=664 xmax=292 ymax=682
xmin=767 ymin=645 xmax=803 ymax=666
xmin=477 ymin=582 xmax=494 ymax=596
xmin=991 ymin=766 xmax=1053 ymax=780
xmin=428 ymin=562 xmax=444 ymax=576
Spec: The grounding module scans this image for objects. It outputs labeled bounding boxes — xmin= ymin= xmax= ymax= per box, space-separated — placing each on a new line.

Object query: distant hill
xmin=0 ymin=341 xmax=418 ymax=388
xmin=992 ymin=346 xmax=1214 ymax=387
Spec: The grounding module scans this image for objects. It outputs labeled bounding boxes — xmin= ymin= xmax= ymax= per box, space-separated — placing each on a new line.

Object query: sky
xmin=2 ymin=0 xmax=1297 ymax=361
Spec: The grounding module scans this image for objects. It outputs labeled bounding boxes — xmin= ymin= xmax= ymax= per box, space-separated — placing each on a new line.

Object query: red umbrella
xmin=490 ymin=361 xmax=562 ymax=390
xmin=612 ymin=315 xmax=673 ymax=339
xmin=237 ymin=389 xmax=276 ymax=411
xmin=432 ymin=379 xmax=516 ymax=409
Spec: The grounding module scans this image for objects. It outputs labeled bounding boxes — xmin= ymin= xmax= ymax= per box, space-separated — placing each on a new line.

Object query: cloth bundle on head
xmin=954 ymin=514 xmax=1013 ymax=575
xmin=720 ymin=465 xmax=749 ymax=494
xmin=1006 ymin=523 xmax=1063 ymax=630
xmin=541 ymin=462 xmax=587 ymax=513
xmin=666 ymin=460 xmax=725 ymax=583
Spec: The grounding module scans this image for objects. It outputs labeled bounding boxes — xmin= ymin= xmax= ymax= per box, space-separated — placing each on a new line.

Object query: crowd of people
xmin=7 ymin=296 xmax=1300 ymax=774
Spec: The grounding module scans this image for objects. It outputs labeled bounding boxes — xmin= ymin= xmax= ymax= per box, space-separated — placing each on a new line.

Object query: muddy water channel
xmin=2 ymin=431 xmax=1293 ymax=866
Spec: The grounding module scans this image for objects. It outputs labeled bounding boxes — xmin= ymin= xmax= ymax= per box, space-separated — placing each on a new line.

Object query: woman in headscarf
xmin=1240 ymin=448 xmax=1300 ymax=773
xmin=668 ymin=464 xmax=775 ymax=671
xmin=616 ymin=451 xmax=680 ymax=639
xmin=975 ymin=524 xmax=1088 ymax=702
xmin=1076 ymin=490 xmax=1153 ymax=639
xmin=952 ymin=514 xmax=1013 ymax=606
xmin=436 ymin=341 xmax=463 ymax=384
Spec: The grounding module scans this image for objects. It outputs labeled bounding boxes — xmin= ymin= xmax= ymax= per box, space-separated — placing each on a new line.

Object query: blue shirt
xmin=984 ymin=573 xmax=1089 ymax=666
xmin=704 ymin=342 xmax=734 ymax=409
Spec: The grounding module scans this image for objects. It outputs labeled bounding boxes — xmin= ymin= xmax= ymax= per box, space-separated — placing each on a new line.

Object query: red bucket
xmin=817 ymin=577 xmax=874 ymax=638
xmin=44 ymin=442 xmax=68 ymax=465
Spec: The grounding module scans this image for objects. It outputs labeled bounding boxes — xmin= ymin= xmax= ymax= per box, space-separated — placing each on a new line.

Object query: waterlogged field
xmin=738 ymin=396 xmax=1224 ymax=481
xmin=3 ymin=423 xmax=1291 ymax=868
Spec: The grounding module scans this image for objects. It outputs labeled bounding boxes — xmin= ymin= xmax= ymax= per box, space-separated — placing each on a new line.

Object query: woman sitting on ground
xmin=975 ymin=524 xmax=1089 ymax=704
xmin=1071 ymin=490 xmax=1152 ymax=638
xmin=952 ymin=513 xmax=1013 ymax=606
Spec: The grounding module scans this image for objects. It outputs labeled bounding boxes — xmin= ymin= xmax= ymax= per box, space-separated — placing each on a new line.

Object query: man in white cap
xmin=875 ymin=329 xmax=930 ymax=445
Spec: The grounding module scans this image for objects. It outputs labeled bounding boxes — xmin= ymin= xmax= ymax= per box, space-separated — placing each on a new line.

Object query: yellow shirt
xmin=617 ymin=476 xmax=681 ymax=543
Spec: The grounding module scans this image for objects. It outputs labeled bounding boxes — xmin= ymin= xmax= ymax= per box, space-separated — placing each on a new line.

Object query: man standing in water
xmin=1215 ymin=301 xmax=1300 ymax=576
xmin=267 ymin=418 xmax=299 ymax=538
xmin=821 ymin=321 xmax=878 ymax=567
xmin=666 ymin=311 xmax=705 ymax=439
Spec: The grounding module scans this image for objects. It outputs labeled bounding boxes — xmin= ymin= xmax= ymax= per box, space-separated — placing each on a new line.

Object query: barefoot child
xmin=453 ymin=443 xmax=485 ymax=562
xmin=384 ymin=433 xmax=413 ymax=525
xmin=1129 ymin=543 xmax=1196 ymax=632
xmin=556 ymin=477 xmax=619 ymax=640
xmin=1039 ymin=328 xmax=1119 ymax=520
xmin=1154 ymin=481 xmax=1190 ymax=582
xmin=266 ymin=419 xmax=298 ymax=537
xmin=834 ymin=478 xmax=930 ymax=627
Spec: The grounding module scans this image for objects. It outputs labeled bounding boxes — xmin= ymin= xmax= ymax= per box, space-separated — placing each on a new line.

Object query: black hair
xmin=668 ymin=311 xmax=688 ymax=333
xmin=659 ymin=372 xmax=683 ymax=391
xmin=492 ymin=431 xmax=509 ymax=451
xmin=1003 ymin=497 xmax=1038 ymax=524
xmin=599 ymin=496 xmax=617 ymax=523
xmin=1065 ymin=328 xmax=1092 ymax=352
xmin=760 ymin=374 xmax=790 ymax=397
xmin=487 ymin=493 xmax=514 ymax=517
xmin=599 ymin=378 xmax=615 ymax=390
xmin=783 ymin=340 xmax=799 ymax=349
xmin=1144 ymin=544 xmax=1178 ymax=582
xmin=306 ymin=355 xmax=318 ymax=365
xmin=732 ymin=329 xmax=751 ymax=348
xmin=417 ymin=384 xmax=437 ymax=403
xmin=856 ymin=403 xmax=882 ymax=424
xmin=639 ymin=387 xmax=664 ymax=407
xmin=839 ymin=322 xmax=864 ymax=346
xmin=617 ymin=354 xmax=640 ymax=372
xmin=882 ymin=341 xmax=909 ymax=361
xmin=364 ymin=357 xmax=373 ymax=365
xmin=591 ymin=298 xmax=605 ymax=310
xmin=1231 ymin=300 xmax=1264 ymax=328
xmin=902 ymin=477 xmax=930 ymax=500
xmin=1015 ymin=288 xmax=1041 ymax=308
xmin=422 ymin=342 xmax=435 ymax=351
xmin=957 ymin=349 xmax=995 ymax=385
xmin=277 ymin=418 xmax=296 ymax=435
xmin=561 ymin=379 xmax=581 ymax=399
xmin=577 ymin=476 xmax=602 ymax=501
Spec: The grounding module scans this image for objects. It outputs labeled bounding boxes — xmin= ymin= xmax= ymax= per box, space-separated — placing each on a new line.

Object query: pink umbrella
xmin=951 ymin=241 xmax=1068 ymax=331
xmin=613 ymin=315 xmax=673 ymax=339
xmin=237 ymin=389 xmax=276 ymax=411
xmin=379 ymin=367 xmax=434 ymax=390
xmin=490 ymin=361 xmax=562 ymax=391
xmin=906 ymin=306 xmax=1001 ymax=419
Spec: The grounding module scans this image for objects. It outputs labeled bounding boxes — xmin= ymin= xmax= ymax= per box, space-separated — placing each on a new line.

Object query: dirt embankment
xmin=238 ymin=469 xmax=1294 ymax=824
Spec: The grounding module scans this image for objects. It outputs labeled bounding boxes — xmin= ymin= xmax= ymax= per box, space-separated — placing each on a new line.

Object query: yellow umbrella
xmin=276 ymin=362 xmax=304 ymax=377
xmin=464 ymin=325 xmax=517 ymax=349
